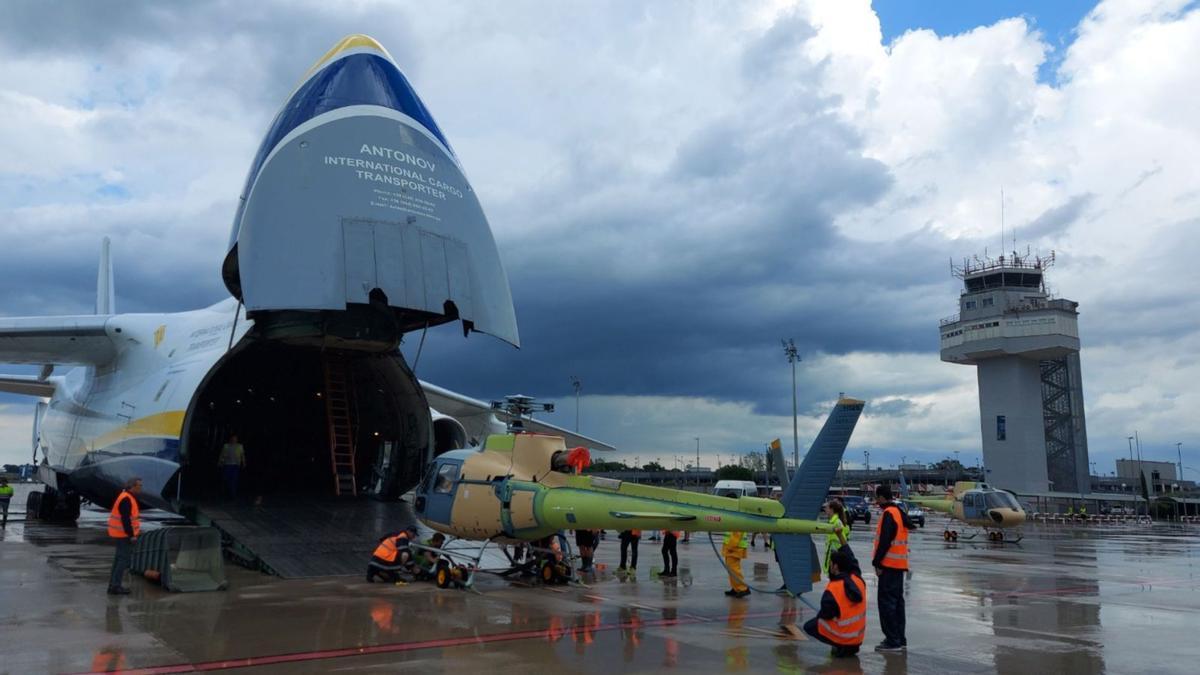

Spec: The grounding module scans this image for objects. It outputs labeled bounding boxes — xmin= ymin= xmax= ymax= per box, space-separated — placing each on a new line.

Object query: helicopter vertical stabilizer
xmin=774 ymin=397 xmax=865 ymax=595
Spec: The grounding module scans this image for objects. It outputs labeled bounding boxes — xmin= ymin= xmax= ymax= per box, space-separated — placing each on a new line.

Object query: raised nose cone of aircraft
xmin=223 ymin=34 xmax=519 ymax=346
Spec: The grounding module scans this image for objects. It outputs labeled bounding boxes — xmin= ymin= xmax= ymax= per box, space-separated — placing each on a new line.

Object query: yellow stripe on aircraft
xmin=92 ymin=410 xmax=186 ymax=448
xmin=302 ymin=34 xmax=392 ymax=80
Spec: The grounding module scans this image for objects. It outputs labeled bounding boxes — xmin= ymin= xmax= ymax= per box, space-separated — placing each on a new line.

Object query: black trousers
xmin=802 ymin=618 xmax=860 ymax=656
xmin=661 ymin=534 xmax=678 ymax=574
xmin=367 ymin=555 xmax=401 ymax=582
xmin=877 ymin=567 xmax=907 ymax=645
xmin=619 ymin=536 xmax=639 ymax=569
xmin=0 ymin=498 xmax=9 ymax=527
xmin=109 ymin=538 xmax=132 ymax=590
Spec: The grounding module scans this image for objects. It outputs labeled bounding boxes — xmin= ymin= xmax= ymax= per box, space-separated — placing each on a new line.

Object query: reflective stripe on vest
xmin=373 ymin=532 xmax=409 ymax=562
xmin=107 ymin=490 xmax=141 ymax=539
xmin=873 ymin=505 xmax=909 ymax=570
xmin=817 ymin=575 xmax=867 ymax=646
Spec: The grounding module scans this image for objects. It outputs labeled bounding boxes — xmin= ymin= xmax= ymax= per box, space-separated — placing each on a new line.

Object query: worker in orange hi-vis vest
xmin=803 ymin=547 xmax=867 ymax=658
xmin=106 ymin=477 xmax=143 ymax=595
xmin=871 ymin=483 xmax=913 ymax=653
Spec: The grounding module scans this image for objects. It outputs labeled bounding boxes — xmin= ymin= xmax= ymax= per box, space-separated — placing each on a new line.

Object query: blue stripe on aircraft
xmin=241 ymin=53 xmax=452 ymax=196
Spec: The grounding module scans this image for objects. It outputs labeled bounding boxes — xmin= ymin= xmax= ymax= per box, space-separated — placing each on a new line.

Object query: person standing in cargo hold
xmin=219 ymin=433 xmax=246 ymax=499
xmin=107 ymin=477 xmax=142 ymax=595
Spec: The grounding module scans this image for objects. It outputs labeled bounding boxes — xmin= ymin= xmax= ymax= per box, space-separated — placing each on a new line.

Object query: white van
xmin=713 ymin=480 xmax=759 ymax=499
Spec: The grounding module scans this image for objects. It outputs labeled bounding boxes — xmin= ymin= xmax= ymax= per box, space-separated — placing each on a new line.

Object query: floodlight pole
xmin=569 ymin=375 xmax=582 ymax=432
xmin=782 ymin=339 xmax=800 ymax=471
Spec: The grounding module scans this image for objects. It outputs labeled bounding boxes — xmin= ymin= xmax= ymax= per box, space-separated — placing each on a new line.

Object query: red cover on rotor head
xmin=566 ymin=447 xmax=591 ymax=474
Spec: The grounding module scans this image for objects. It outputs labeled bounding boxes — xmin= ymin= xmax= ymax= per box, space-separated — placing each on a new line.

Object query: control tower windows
xmin=964 ymin=272 xmax=1043 ymax=292
xmin=964 ymin=300 xmax=977 ymax=310
xmin=982 ymin=297 xmax=994 ymax=307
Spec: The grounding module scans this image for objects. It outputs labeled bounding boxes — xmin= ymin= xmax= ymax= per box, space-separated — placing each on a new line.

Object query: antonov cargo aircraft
xmin=0 ymin=35 xmax=609 ymax=523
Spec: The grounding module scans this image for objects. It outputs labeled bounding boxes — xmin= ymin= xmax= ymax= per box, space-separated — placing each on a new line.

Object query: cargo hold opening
xmin=173 ymin=341 xmax=430 ymax=503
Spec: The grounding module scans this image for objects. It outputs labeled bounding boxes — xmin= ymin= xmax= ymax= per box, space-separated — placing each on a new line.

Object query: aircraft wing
xmin=0 ymin=374 xmax=55 ymax=397
xmin=0 ymin=316 xmax=115 ymax=365
xmin=419 ymin=381 xmax=616 ymax=451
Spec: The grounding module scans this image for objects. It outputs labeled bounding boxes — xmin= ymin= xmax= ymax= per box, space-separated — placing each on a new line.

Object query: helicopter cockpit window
xmin=985 ymin=492 xmax=1020 ymax=510
xmin=434 ymin=463 xmax=459 ymax=494
xmin=419 ymin=464 xmax=437 ymax=494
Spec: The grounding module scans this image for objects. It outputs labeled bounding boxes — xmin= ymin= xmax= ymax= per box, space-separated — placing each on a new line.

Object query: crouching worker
xmin=413 ymin=532 xmax=447 ymax=581
xmin=367 ymin=526 xmax=417 ymax=583
xmin=803 ymin=547 xmax=867 ymax=657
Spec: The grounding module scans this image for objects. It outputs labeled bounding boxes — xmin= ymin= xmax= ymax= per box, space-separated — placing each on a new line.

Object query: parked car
xmin=895 ymin=500 xmax=925 ymax=528
xmin=713 ymin=480 xmax=758 ymax=498
xmin=841 ymin=495 xmax=872 ymax=526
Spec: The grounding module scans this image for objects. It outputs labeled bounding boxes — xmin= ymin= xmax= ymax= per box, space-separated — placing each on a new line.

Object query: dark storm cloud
xmin=0 ymin=1 xmax=422 ymax=110
xmin=0 ymin=3 xmax=1016 ymax=433
xmin=399 ymin=12 xmax=995 ymax=417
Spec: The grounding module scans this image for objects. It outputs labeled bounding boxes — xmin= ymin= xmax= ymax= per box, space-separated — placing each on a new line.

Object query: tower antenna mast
xmin=1000 ymin=187 xmax=1005 ymax=257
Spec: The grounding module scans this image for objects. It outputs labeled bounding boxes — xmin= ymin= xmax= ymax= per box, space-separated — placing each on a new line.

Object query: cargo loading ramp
xmin=187 ymin=497 xmax=419 ymax=578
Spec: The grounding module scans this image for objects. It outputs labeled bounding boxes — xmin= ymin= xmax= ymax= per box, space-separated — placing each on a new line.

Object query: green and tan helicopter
xmin=900 ymin=473 xmax=1026 ymax=542
xmin=405 ymin=397 xmax=866 ymax=593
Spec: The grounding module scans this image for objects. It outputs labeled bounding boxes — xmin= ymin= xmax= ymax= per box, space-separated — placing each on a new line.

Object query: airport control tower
xmin=939 ymin=251 xmax=1090 ymax=495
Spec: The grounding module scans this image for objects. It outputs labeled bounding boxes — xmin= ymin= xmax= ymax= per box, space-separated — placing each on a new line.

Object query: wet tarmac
xmin=2 ymin=487 xmax=1198 ymax=674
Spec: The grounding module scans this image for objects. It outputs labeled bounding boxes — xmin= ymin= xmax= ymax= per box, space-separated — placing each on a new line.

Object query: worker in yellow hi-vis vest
xmin=722 ymin=529 xmax=750 ymax=597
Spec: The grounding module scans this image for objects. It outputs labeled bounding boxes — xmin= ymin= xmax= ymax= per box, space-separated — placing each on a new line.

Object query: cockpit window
xmin=419 ymin=464 xmax=438 ymax=494
xmin=434 ymin=463 xmax=459 ymax=494
xmin=985 ymin=491 xmax=1020 ymax=510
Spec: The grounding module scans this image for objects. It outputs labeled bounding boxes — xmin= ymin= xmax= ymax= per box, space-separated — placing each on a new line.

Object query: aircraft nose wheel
xmin=435 ymin=560 xmax=470 ymax=589
xmin=943 ymin=530 xmax=959 ymax=541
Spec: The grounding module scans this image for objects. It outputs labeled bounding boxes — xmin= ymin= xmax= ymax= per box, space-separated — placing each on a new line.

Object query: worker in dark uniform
xmin=575 ymin=529 xmax=598 ymax=572
xmin=660 ymin=529 xmax=680 ymax=577
xmin=803 ymin=547 xmax=867 ymax=657
xmin=618 ymin=529 xmax=641 ymax=573
xmin=0 ymin=477 xmax=13 ymax=528
xmin=367 ymin=527 xmax=416 ymax=583
xmin=107 ymin=477 xmax=143 ymax=595
xmin=872 ymin=484 xmax=912 ymax=652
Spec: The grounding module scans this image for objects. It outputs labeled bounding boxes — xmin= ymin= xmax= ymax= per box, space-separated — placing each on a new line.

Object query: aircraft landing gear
xmin=943 ymin=530 xmax=959 ymax=541
xmin=435 ymin=561 xmax=471 ymax=589
xmin=986 ymin=530 xmax=1022 ymax=544
xmin=25 ymin=487 xmax=80 ymax=523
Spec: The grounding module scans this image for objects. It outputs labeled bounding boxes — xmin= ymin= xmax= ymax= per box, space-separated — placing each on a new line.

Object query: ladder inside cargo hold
xmin=322 ymin=353 xmax=357 ymax=496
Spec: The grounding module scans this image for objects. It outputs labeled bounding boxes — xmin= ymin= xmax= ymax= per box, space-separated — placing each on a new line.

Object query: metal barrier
xmin=131 ymin=527 xmax=228 ymax=592
xmin=1027 ymin=513 xmax=1153 ymax=525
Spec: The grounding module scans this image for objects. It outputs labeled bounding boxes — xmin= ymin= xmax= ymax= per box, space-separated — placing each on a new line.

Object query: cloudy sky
xmin=1 ymin=0 xmax=1197 ymax=477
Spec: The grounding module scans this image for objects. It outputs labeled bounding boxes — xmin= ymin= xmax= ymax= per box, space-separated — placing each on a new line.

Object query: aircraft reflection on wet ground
xmin=2 ymin=495 xmax=1199 ymax=674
